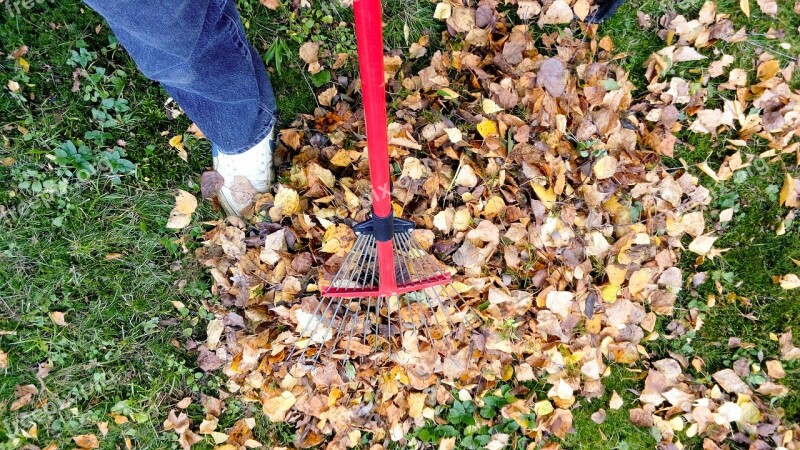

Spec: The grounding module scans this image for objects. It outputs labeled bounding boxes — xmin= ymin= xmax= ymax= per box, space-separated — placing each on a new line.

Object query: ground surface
xmin=1 ymin=0 xmax=799 ymax=449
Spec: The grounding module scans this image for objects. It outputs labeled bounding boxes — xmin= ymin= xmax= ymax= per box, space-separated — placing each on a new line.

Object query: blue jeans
xmin=84 ymin=0 xmax=277 ymax=155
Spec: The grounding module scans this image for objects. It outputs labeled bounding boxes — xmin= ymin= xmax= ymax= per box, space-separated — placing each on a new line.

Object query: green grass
xmin=2 ymin=0 xmax=799 ymax=448
xmin=564 ymin=367 xmax=657 ymax=449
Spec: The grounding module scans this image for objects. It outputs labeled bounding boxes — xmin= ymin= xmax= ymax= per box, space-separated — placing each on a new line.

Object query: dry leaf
xmin=260 ymin=0 xmax=280 ymax=9
xmin=779 ymin=274 xmax=800 ymax=290
xmin=73 ymin=434 xmax=100 ymax=449
xmin=166 ymin=190 xmax=198 ymax=229
xmin=50 ymin=311 xmax=68 ymax=326
xmin=169 ymin=135 xmax=187 ymax=162
xmin=201 ymin=170 xmax=225 ymax=199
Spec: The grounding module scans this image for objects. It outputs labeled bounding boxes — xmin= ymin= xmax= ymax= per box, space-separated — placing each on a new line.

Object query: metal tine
xmin=404 ymin=231 xmax=469 ymax=309
xmin=291 ymin=234 xmax=372 ymax=364
xmin=394 ymin=236 xmax=435 ymax=343
xmin=368 ymin=241 xmax=382 ymax=355
xmin=372 ymin=294 xmax=384 ymax=354
xmin=357 ymin=237 xmax=380 ymax=350
xmin=295 ymin=236 xmax=369 ymax=361
xmin=400 ymin=233 xmax=455 ymax=343
xmin=395 ymin=233 xmax=450 ymax=343
xmin=312 ymin=236 xmax=375 ymax=364
xmin=399 ymin=233 xmax=463 ymax=334
xmin=341 ymin=235 xmax=378 ymax=359
xmin=339 ymin=241 xmax=377 ymax=405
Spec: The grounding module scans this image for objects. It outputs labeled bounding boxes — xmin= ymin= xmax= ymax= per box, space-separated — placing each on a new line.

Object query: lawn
xmin=1 ymin=0 xmax=799 ymax=449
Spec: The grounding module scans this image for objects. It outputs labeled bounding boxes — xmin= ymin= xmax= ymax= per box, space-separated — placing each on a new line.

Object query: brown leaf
xmin=11 ymin=384 xmax=37 ymax=411
xmin=198 ymin=347 xmax=223 ymax=372
xmin=538 ymin=0 xmax=573 ymax=25
xmin=299 ymin=42 xmax=320 ymax=65
xmin=537 ymin=58 xmax=566 ymax=97
xmin=629 ymin=408 xmax=654 ymax=427
xmin=712 ymin=368 xmax=751 ymax=394
xmin=200 ymin=171 xmax=224 ymax=199
xmin=766 ymin=360 xmax=786 ymax=379
xmin=73 ymin=434 xmax=100 ymax=449
xmin=166 ymin=190 xmax=198 ymax=229
xmin=259 ymin=0 xmax=280 ymax=9
xmin=591 ymin=408 xmax=607 ymax=424
xmin=50 ymin=311 xmax=68 ymax=326
xmin=756 ymin=0 xmax=777 ymax=17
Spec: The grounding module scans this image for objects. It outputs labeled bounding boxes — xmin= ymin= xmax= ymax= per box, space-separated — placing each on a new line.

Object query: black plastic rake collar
xmin=352 ymin=213 xmax=416 ymax=242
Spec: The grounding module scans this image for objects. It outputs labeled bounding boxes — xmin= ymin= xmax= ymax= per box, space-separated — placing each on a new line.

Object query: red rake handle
xmin=353 ymin=0 xmax=398 ymax=294
xmin=353 ymin=0 xmax=392 ymax=217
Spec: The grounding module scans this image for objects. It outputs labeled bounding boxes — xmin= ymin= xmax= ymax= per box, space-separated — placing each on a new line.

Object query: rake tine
xmin=321 ymin=301 xmax=354 ymax=363
xmin=403 ymin=234 xmax=456 ymax=341
xmin=329 ymin=240 xmax=374 ymax=360
xmin=312 ymin=238 xmax=375 ymax=364
xmin=398 ymin=233 xmax=458 ymax=334
xmin=286 ymin=295 xmax=335 ymax=364
xmin=406 ymin=233 xmax=469 ymax=311
xmin=353 ymin=236 xmax=377 ymax=354
xmin=361 ymin=295 xmax=373 ymax=353
xmin=396 ymin=233 xmax=449 ymax=342
xmin=290 ymin=235 xmax=371 ymax=363
xmin=373 ymin=294 xmax=384 ymax=354
xmin=342 ymin=301 xmax=361 ymax=357
xmin=359 ymin=241 xmax=379 ymax=352
xmin=394 ymin=236 xmax=435 ymax=343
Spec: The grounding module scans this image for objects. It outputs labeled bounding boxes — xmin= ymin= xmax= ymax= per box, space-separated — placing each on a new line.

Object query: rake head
xmin=288 ymin=217 xmax=466 ymax=365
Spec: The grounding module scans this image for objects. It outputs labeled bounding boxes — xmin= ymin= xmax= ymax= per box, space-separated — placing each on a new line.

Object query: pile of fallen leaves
xmin=177 ymin=1 xmax=800 ymax=448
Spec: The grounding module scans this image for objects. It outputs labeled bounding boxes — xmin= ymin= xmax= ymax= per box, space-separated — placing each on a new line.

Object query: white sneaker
xmin=212 ymin=127 xmax=275 ymax=217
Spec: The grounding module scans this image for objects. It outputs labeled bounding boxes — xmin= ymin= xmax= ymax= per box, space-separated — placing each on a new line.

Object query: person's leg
xmin=84 ymin=0 xmax=277 ymax=215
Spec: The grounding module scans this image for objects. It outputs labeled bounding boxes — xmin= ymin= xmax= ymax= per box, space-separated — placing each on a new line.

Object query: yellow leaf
xmin=629 ymin=268 xmax=652 ymax=296
xmin=740 ymin=0 xmax=750 ymax=17
xmin=476 ymin=118 xmax=498 ymax=138
xmin=169 ymin=135 xmax=187 ymax=162
xmin=483 ymin=195 xmax=506 ymax=219
xmin=262 ymin=391 xmax=296 ymax=422
xmin=166 ymin=189 xmax=197 ymax=229
xmin=482 ymin=98 xmax=503 ymax=114
xmin=269 ymin=186 xmax=301 ymax=221
xmin=330 ymin=149 xmax=361 ymax=167
xmin=757 ymin=59 xmax=780 ymax=82
xmin=688 ymin=234 xmax=718 ymax=256
xmin=531 ymin=182 xmax=556 ymax=209
xmin=408 ymin=392 xmax=427 ymax=420
xmin=593 ymin=155 xmax=618 ymax=180
xmin=17 ymin=57 xmax=30 ymax=73
xmin=601 ymin=284 xmax=620 ymax=303
xmin=211 ymin=432 xmax=230 ymax=444
xmin=533 ymin=400 xmax=554 ymax=416
xmin=433 ymin=2 xmax=452 ymax=19
xmin=697 ymin=162 xmax=720 ymax=182
xmin=606 ymin=264 xmax=627 ymax=285
xmin=168 ymin=134 xmax=184 ymax=150
xmin=780 ymin=173 xmax=796 ymax=207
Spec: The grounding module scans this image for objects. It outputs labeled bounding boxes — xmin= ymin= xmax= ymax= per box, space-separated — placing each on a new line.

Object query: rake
xmin=289 ymin=0 xmax=467 ymax=364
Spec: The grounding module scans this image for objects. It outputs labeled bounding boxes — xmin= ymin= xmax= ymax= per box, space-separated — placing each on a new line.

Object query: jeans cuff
xmin=216 ymin=108 xmax=277 ymax=155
